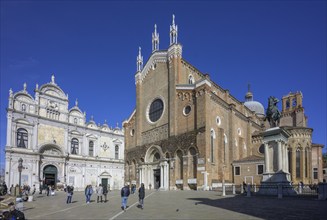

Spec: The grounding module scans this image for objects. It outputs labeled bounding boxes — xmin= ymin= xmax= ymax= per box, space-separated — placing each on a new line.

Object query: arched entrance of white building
xmin=43 ymin=165 xmax=58 ymax=187
xmin=139 ymin=145 xmax=169 ymax=190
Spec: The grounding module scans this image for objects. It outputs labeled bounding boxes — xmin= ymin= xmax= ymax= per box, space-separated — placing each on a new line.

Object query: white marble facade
xmin=4 ymin=75 xmax=125 ymax=191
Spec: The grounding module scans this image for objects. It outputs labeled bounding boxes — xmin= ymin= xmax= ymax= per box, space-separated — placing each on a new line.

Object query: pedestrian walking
xmin=96 ymin=184 xmax=103 ymax=203
xmin=121 ymin=183 xmax=130 ymax=211
xmin=85 ymin=185 xmax=93 ymax=204
xmin=103 ymin=184 xmax=108 ymax=203
xmin=66 ymin=185 xmax=74 ymax=204
xmin=138 ymin=183 xmax=145 ymax=209
xmin=46 ymin=185 xmax=50 ymax=196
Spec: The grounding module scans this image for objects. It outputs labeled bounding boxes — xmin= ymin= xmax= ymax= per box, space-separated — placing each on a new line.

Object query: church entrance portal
xmin=153 ymin=169 xmax=160 ymax=189
xmin=43 ymin=165 xmax=57 ymax=187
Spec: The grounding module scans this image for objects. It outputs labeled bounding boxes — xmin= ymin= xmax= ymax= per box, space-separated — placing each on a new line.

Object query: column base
xmin=258 ymin=171 xmax=296 ymax=196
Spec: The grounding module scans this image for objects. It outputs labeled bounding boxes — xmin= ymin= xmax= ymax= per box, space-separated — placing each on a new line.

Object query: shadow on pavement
xmin=187 ymin=195 xmax=327 ymax=219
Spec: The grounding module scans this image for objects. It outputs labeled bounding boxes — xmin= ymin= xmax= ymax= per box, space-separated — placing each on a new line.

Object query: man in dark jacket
xmin=121 ymin=183 xmax=130 ymax=211
xmin=103 ymin=184 xmax=108 ymax=202
xmin=138 ymin=183 xmax=145 ymax=209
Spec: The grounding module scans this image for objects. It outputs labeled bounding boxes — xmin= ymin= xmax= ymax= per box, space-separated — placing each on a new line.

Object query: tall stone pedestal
xmin=258 ymin=127 xmax=297 ymax=196
xmin=258 ymin=171 xmax=296 ymax=195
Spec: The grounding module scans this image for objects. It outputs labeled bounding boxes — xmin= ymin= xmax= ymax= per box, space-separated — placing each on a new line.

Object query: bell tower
xmin=280 ymin=92 xmax=307 ymax=127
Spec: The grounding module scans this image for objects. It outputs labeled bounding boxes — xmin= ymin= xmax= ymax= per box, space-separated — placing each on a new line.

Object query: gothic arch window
xmin=188 ymin=75 xmax=194 ymax=84
xmin=288 ymin=148 xmax=292 ymax=174
xmin=17 ymin=128 xmax=28 ymax=148
xmin=305 ymin=148 xmax=309 ymax=178
xmin=176 ymin=150 xmax=183 ymax=179
xmin=71 ymin=138 xmax=79 ymax=155
xmin=210 ymin=129 xmax=216 ymax=163
xmin=286 ymin=100 xmax=290 ymax=109
xmin=89 ymin=141 xmax=94 ymax=156
xmin=153 ymin=152 xmax=160 ymax=162
xmin=292 ymin=98 xmax=297 ymax=107
xmin=115 ymin=145 xmax=119 ymax=159
xmin=224 ymin=134 xmax=228 ymax=163
xmin=296 ymin=148 xmax=301 ymax=178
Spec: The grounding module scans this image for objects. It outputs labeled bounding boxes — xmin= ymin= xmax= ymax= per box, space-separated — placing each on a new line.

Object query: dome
xmin=244 ymin=100 xmax=265 ymax=116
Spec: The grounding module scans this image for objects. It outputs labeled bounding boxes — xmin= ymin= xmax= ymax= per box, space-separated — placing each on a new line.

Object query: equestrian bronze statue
xmin=265 ymin=96 xmax=281 ymax=128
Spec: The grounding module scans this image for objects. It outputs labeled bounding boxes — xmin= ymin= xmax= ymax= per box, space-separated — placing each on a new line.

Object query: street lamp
xmin=18 ymin=158 xmax=23 ymax=197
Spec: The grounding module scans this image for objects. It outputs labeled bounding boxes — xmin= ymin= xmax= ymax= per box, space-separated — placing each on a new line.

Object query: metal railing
xmin=212 ymin=183 xmax=323 ymax=198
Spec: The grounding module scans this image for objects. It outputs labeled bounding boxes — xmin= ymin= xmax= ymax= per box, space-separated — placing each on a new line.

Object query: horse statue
xmin=265 ymin=96 xmax=281 ymax=128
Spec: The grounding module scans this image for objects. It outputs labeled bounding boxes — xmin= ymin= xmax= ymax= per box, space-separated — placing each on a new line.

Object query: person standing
xmin=138 ymin=183 xmax=145 ymax=209
xmin=85 ymin=185 xmax=93 ymax=204
xmin=242 ymin=181 xmax=247 ymax=193
xmin=66 ymin=185 xmax=74 ymax=204
xmin=96 ymin=184 xmax=103 ymax=203
xmin=46 ymin=185 xmax=50 ymax=196
xmin=103 ymin=184 xmax=108 ymax=203
xmin=121 ymin=183 xmax=130 ymax=211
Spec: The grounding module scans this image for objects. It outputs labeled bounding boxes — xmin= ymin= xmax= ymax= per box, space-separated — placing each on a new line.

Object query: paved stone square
xmin=20 ymin=190 xmax=327 ymax=219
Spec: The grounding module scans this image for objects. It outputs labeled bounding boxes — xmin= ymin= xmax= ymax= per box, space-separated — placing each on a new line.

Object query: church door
xmin=153 ymin=169 xmax=160 ymax=189
xmin=43 ymin=165 xmax=58 ymax=188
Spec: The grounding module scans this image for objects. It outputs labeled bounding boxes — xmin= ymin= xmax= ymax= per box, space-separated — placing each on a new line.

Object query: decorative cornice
xmin=210 ymin=92 xmax=230 ymax=110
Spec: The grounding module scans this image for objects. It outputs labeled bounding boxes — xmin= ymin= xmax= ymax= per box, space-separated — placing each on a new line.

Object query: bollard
xmin=278 ymin=184 xmax=283 ymax=199
xmin=222 ymin=183 xmax=226 ymax=196
xmin=246 ymin=184 xmax=251 ymax=197
xmin=241 ymin=184 xmax=244 ymax=194
xmin=254 ymin=184 xmax=257 ymax=193
xmin=232 ymin=184 xmax=236 ymax=195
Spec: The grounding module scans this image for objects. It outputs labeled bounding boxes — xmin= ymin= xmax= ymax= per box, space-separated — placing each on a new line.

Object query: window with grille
xmin=71 ymin=138 xmax=79 ymax=155
xmin=313 ymin=168 xmax=318 ymax=179
xmin=115 ymin=145 xmax=119 ymax=159
xmin=89 ymin=141 xmax=94 ymax=156
xmin=17 ymin=128 xmax=28 ymax=148
xmin=296 ymin=149 xmax=301 ymax=178
xmin=235 ymin=166 xmax=240 ymax=175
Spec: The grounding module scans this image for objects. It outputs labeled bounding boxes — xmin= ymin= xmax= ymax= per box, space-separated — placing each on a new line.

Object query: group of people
xmin=121 ymin=183 xmax=145 ymax=211
xmin=84 ymin=184 xmax=109 ymax=204
xmin=64 ymin=182 xmax=146 ymax=211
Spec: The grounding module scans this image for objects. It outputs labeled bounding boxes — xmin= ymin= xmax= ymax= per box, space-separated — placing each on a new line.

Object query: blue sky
xmin=1 ymin=0 xmax=326 ymax=169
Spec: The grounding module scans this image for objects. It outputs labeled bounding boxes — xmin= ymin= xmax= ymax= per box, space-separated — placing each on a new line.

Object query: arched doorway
xmin=43 ymin=165 xmax=58 ymax=187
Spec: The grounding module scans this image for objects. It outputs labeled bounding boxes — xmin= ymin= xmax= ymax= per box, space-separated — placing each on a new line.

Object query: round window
xmin=183 ymin=105 xmax=191 ymax=116
xmin=148 ymin=98 xmax=164 ymax=123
